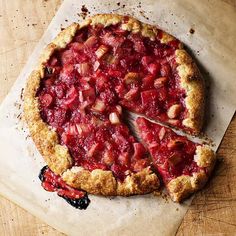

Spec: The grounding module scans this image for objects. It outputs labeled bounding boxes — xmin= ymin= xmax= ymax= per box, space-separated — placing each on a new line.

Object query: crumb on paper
xmin=189 ymin=28 xmax=195 ymax=34
xmin=81 ymin=4 xmax=88 ymax=13
xmin=153 ymin=189 xmax=170 ymax=203
xmin=60 ymin=24 xmax=65 ymax=31
xmin=20 ymin=88 xmax=24 ymax=100
xmin=77 ymin=4 xmax=91 ymax=20
xmin=139 ymin=10 xmax=149 ymax=20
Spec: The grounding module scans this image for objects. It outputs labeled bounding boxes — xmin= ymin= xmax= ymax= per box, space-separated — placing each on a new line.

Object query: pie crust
xmin=24 ymin=14 xmax=207 ymax=198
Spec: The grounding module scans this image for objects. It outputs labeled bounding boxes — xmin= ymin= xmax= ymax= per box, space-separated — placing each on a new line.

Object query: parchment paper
xmin=0 ymin=0 xmax=236 ymax=235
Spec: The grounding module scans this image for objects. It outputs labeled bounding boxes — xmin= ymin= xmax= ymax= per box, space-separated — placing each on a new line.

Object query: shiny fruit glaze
xmin=37 ymin=20 xmax=188 ymax=180
xmin=39 ymin=166 xmax=90 ymax=209
xmin=136 ymin=117 xmax=202 ymax=184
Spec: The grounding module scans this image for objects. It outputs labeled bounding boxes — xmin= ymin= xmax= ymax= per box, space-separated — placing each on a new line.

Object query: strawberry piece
xmin=160 ymin=64 xmax=171 ymax=77
xmin=141 ymin=56 xmax=153 ymax=67
xmin=147 ymin=63 xmax=160 ymax=75
xmin=132 ymin=143 xmax=147 ymax=160
xmin=124 ymin=87 xmax=139 ymax=101
xmin=64 ymin=85 xmax=78 ymax=106
xmin=142 ymin=75 xmax=154 ymax=89
xmin=141 ymin=89 xmax=158 ymax=106
xmin=41 ymin=93 xmax=53 ymax=107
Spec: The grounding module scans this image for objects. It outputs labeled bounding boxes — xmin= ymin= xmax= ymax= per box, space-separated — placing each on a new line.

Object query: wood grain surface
xmin=0 ymin=0 xmax=235 ymax=235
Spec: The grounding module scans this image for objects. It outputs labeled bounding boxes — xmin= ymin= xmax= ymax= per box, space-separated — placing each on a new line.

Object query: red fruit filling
xmin=39 ymin=166 xmax=90 ymax=209
xmin=136 ymin=117 xmax=203 ymax=184
xmin=37 ymin=20 xmax=188 ymax=181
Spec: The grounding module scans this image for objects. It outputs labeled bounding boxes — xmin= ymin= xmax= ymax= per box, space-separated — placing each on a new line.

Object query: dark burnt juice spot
xmin=39 ymin=166 xmax=90 ymax=210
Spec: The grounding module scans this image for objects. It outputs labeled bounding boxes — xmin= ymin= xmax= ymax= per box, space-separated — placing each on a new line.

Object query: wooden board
xmin=0 ymin=0 xmax=235 ymax=235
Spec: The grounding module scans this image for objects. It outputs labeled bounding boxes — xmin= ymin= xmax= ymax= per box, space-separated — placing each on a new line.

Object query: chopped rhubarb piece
xmin=147 ymin=63 xmax=160 ymax=75
xmin=154 ymin=77 xmax=168 ymax=88
xmin=124 ymin=87 xmax=139 ymax=101
xmin=160 ymin=64 xmax=171 ymax=77
xmin=95 ymin=75 xmax=109 ymax=90
xmin=50 ymin=57 xmax=58 ymax=66
xmin=109 ymin=112 xmax=120 ymax=124
xmin=84 ymin=36 xmax=98 ymax=48
xmin=75 ymin=123 xmax=90 ymax=134
xmin=103 ymin=150 xmax=115 ymax=166
xmin=54 ymin=84 xmax=65 ymax=99
xmin=70 ymin=42 xmax=84 ymax=52
xmin=93 ymin=61 xmax=100 ymax=71
xmin=77 ymin=63 xmax=91 ymax=76
xmin=61 ymin=132 xmax=71 ymax=145
xmin=141 ymin=56 xmax=153 ymax=66
xmin=87 ymin=143 xmax=100 ymax=157
xmin=68 ymin=124 xmax=79 ymax=135
xmin=167 ymin=104 xmax=182 ymax=119
xmin=82 ymin=88 xmax=96 ymax=104
xmin=124 ymin=72 xmax=140 ymax=84
xmin=102 ymin=32 xmax=125 ymax=48
xmin=61 ymin=49 xmax=76 ymax=65
xmin=115 ymin=84 xmax=127 ymax=97
xmin=158 ymin=127 xmax=166 ymax=141
xmin=142 ymin=75 xmax=154 ymax=89
xmin=133 ymin=40 xmax=146 ymax=53
xmin=133 ymin=159 xmax=148 ymax=172
xmin=132 ymin=143 xmax=147 ymax=160
xmin=110 ymin=164 xmax=128 ymax=181
xmin=167 ymin=139 xmax=185 ymax=150
xmin=118 ymin=152 xmax=130 ymax=166
xmin=91 ymin=99 xmax=106 ymax=112
xmin=141 ymin=89 xmax=158 ymax=106
xmin=115 ymin=105 xmax=122 ymax=114
xmin=107 ymin=69 xmax=123 ymax=78
xmin=168 ymin=119 xmax=179 ymax=126
xmin=64 ymin=85 xmax=78 ymax=106
xmin=95 ymin=45 xmax=109 ymax=58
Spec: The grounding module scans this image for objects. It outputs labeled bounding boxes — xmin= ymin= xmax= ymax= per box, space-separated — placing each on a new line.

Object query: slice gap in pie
xmin=136 ymin=117 xmax=216 ymax=202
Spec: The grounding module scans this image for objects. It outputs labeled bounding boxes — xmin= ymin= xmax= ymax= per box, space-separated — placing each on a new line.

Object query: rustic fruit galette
xmin=24 ymin=14 xmax=215 ymax=204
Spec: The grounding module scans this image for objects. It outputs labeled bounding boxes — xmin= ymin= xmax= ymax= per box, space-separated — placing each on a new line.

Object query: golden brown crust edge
xmin=23 ymin=14 xmax=161 ymax=196
xmin=62 ymin=167 xmax=159 ymax=196
xmin=167 ymin=145 xmax=216 ymax=202
xmin=24 ymin=23 xmax=79 ymax=175
xmin=175 ymin=49 xmax=205 ymax=134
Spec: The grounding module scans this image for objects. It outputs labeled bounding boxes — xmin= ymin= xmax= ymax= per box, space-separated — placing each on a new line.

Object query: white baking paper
xmin=0 ymin=0 xmax=235 ymax=235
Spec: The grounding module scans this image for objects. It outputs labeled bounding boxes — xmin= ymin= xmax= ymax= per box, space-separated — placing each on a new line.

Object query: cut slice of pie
xmin=136 ymin=117 xmax=215 ymax=202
